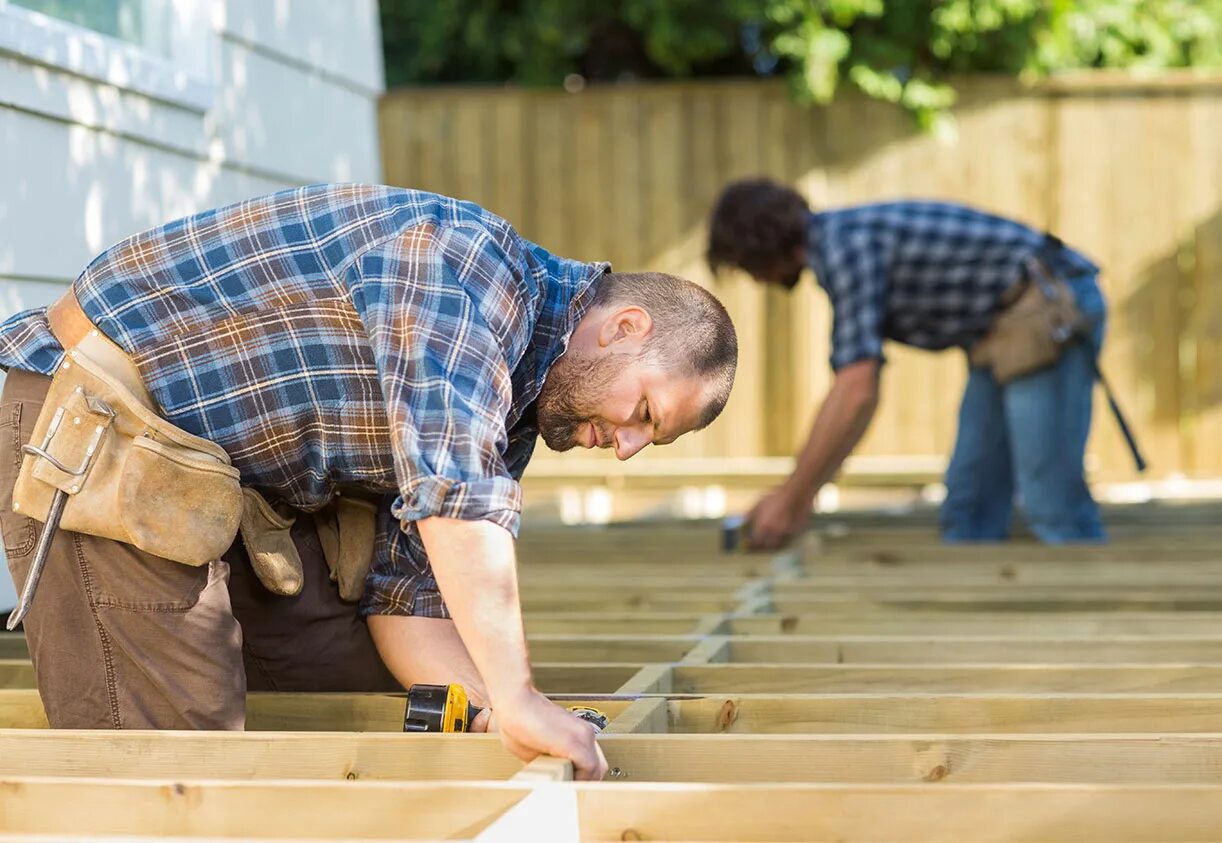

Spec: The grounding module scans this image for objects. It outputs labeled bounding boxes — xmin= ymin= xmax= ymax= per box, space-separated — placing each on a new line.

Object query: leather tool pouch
xmin=314 ymin=496 xmax=378 ymax=602
xmin=969 ymin=257 xmax=1088 ymax=384
xmin=11 ymin=346 xmax=242 ymax=566
xmin=238 ymin=488 xmax=304 ymax=596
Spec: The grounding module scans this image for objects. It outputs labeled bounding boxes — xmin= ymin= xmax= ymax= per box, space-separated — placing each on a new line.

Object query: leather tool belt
xmin=12 ymin=291 xmax=243 ymax=568
xmin=13 ymin=290 xmax=378 ymax=599
xmin=969 ymin=244 xmax=1087 ymax=385
xmin=968 ymin=238 xmax=1148 ymax=472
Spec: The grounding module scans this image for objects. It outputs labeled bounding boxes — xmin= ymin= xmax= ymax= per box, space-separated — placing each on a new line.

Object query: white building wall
xmin=0 ymin=0 xmax=386 ymax=607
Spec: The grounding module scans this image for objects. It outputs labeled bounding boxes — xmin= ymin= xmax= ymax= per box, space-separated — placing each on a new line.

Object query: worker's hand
xmin=470 ymin=707 xmax=496 ymax=732
xmin=494 ymin=687 xmax=608 ymax=780
xmin=746 ymin=485 xmax=811 ymax=551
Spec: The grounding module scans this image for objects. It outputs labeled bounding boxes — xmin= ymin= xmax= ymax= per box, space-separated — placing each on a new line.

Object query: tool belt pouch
xmin=969 ymin=261 xmax=1087 ymax=385
xmin=12 ymin=349 xmax=242 ymax=566
xmin=238 ymin=488 xmax=304 ymax=596
xmin=314 ymin=496 xmax=378 ymax=602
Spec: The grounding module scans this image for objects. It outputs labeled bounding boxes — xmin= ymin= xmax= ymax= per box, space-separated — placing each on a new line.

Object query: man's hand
xmin=750 ymin=359 xmax=880 ymax=551
xmin=746 ymin=485 xmax=811 ymax=551
xmin=494 ymin=687 xmax=608 ymax=780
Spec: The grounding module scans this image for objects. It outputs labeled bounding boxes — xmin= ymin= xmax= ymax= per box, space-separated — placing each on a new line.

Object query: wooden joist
xmin=0 ymin=661 xmax=641 ymax=696
xmin=15 ymin=689 xmax=1222 ymax=735
xmin=656 ymin=694 xmax=1222 ymax=735
xmin=729 ymin=612 xmax=1222 ymax=635
xmin=0 ymin=690 xmax=637 ymax=731
xmin=667 ymin=663 xmax=1222 ymax=693
xmin=7 ymin=730 xmax=1222 ymax=786
xmin=7 ymin=778 xmax=1222 ymax=841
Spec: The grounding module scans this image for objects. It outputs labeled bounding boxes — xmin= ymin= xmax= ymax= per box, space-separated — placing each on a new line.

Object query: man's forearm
xmin=788 ymin=378 xmax=878 ymax=502
xmin=414 ymin=516 xmax=533 ymax=706
xmin=368 ymin=615 xmax=490 ymax=704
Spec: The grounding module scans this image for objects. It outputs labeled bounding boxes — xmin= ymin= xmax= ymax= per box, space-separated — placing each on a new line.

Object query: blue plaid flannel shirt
xmin=807 ymin=201 xmax=1098 ymax=370
xmin=0 ymin=184 xmax=608 ymax=617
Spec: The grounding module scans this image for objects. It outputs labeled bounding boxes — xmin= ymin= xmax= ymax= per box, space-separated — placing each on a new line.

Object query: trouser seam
xmin=243 ymin=641 xmax=280 ymax=691
xmin=73 ymin=531 xmax=123 ymax=729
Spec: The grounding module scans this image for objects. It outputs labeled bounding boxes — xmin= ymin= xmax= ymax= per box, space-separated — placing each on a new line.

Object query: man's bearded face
xmin=536 ymin=350 xmax=633 ymax=452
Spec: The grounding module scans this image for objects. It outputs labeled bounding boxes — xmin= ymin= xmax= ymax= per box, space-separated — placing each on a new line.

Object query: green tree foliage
xmin=380 ymin=1 xmax=1222 ymax=124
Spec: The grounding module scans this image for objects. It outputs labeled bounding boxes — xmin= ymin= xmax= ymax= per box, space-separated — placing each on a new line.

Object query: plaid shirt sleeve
xmin=350 ymin=222 xmax=524 ymax=615
xmin=821 ymin=235 xmax=887 ymax=370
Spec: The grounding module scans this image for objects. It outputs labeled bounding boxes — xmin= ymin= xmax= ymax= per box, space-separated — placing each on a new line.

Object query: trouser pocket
xmin=1 ymin=398 xmax=37 ymax=561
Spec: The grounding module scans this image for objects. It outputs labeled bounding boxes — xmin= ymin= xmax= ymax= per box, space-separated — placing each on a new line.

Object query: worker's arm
xmin=371 ymin=517 xmax=607 ymax=780
xmin=747 ymin=358 xmax=881 ymax=550
xmin=368 ymin=614 xmax=491 ymax=715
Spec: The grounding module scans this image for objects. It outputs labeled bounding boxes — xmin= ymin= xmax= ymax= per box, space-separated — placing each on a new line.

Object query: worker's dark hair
xmin=591 ymin=271 xmax=738 ymax=429
xmin=706 ymin=178 xmax=810 ymax=278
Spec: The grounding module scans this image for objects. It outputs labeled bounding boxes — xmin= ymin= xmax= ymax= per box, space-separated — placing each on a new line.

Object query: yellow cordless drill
xmin=403 ymin=683 xmax=608 ymax=733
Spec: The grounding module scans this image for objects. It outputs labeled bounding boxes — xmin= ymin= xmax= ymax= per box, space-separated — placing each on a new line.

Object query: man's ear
xmin=598 ymin=306 xmax=653 ymax=349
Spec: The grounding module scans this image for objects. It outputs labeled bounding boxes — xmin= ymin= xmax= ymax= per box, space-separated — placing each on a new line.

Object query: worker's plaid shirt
xmin=808 ymin=201 xmax=1099 ymax=370
xmin=0 ymin=184 xmax=608 ymax=617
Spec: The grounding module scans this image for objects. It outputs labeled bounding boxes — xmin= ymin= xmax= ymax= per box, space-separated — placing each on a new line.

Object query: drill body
xmin=403 ymin=684 xmax=608 ymax=733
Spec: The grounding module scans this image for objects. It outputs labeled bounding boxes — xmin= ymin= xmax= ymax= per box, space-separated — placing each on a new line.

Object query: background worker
xmin=0 ymin=184 xmax=738 ymax=780
xmin=707 ymin=178 xmax=1114 ymax=550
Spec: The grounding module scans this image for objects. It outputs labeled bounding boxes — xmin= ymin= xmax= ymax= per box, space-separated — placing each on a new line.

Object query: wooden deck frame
xmin=7 ymin=509 xmax=1222 ymax=840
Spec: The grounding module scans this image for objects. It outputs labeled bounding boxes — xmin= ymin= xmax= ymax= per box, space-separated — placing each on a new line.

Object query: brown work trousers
xmin=0 ymin=369 xmax=398 ymax=729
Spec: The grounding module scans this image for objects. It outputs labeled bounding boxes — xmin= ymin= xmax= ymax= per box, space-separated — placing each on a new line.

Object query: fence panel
xmin=379 ymin=75 xmax=1222 ymax=481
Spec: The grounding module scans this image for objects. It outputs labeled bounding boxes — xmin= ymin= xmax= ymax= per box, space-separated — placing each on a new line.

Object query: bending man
xmin=707 ymin=179 xmax=1107 ymax=549
xmin=0 ymin=184 xmax=738 ymax=779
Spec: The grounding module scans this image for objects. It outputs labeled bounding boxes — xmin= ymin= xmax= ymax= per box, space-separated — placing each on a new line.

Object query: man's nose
xmin=613 ymin=427 xmax=650 ymax=461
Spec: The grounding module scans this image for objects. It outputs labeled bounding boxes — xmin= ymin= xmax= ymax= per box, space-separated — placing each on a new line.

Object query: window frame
xmin=0 ymin=0 xmax=215 ymax=113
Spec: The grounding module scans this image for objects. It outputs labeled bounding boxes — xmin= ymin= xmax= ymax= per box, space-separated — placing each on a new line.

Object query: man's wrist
xmin=488 ymin=675 xmax=535 ymax=709
xmin=782 ymin=476 xmax=818 ymax=509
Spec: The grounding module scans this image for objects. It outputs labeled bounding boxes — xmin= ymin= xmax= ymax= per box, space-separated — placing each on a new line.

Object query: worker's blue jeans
xmin=941 ymin=274 xmax=1107 ymax=543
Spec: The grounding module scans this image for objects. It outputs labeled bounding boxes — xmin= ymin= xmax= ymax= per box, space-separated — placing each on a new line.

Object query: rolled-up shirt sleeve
xmin=349 ymin=223 xmax=524 ymax=615
xmin=360 ymin=496 xmax=453 ymax=618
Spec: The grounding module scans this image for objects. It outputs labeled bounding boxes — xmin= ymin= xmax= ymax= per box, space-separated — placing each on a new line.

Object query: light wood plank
xmin=729 ymin=613 xmax=1222 ymax=636
xmin=615 ymin=665 xmax=673 ymax=695
xmin=603 ymin=698 xmax=669 ymax=735
xmin=596 ymin=733 xmax=1222 ymax=784
xmin=576 ymin=782 xmax=1222 ymax=842
xmin=770 ymin=594 xmax=1222 ymax=614
xmin=725 ymin=635 xmax=1222 ymax=665
xmin=0 ymin=730 xmax=523 ymax=781
xmin=664 ymin=693 xmax=1222 ymax=734
xmin=0 ymin=691 xmax=637 ymax=732
xmin=524 ymin=614 xmax=707 ymax=635
xmin=0 ymin=778 xmax=527 ymax=839
xmin=670 ymin=664 xmax=1222 ymax=694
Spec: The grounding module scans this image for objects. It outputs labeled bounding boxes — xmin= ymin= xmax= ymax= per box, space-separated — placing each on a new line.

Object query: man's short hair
xmin=707 ymin=178 xmax=810 ymax=278
xmin=591 ymin=271 xmax=738 ymax=429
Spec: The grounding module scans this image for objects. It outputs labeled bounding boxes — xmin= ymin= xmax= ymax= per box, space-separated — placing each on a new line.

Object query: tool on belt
xmin=403 ymin=683 xmax=609 ymax=733
xmin=7 ymin=390 xmax=114 ymax=630
xmin=970 ymin=235 xmax=1147 ymax=473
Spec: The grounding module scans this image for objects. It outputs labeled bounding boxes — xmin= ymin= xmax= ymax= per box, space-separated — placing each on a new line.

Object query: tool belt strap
xmin=46 ymin=290 xmax=154 ymax=409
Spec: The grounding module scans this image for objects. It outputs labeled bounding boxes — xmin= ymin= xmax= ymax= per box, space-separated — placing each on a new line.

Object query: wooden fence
xmin=380 ymin=74 xmax=1222 ymax=482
